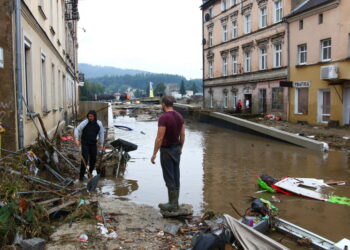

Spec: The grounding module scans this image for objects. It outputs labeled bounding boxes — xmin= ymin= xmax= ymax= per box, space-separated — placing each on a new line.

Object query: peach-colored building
xmin=201 ymin=0 xmax=300 ymax=118
xmin=286 ymin=0 xmax=350 ymax=125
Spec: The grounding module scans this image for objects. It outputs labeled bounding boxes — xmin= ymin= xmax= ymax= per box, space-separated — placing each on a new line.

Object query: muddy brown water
xmin=101 ymin=116 xmax=350 ymax=244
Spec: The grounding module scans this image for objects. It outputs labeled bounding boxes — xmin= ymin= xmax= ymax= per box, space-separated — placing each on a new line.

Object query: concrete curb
xmin=174 ymin=103 xmax=328 ymax=152
xmin=210 ymin=112 xmax=328 ymax=152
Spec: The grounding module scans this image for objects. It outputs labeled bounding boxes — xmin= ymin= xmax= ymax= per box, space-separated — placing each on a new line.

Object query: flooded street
xmin=102 ymin=115 xmax=350 ymax=243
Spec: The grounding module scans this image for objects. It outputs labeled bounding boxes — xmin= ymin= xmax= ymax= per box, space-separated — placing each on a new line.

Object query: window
xmin=298 ymin=44 xmax=307 ymax=64
xmin=273 ymin=43 xmax=282 ymax=68
xmin=244 ymin=14 xmax=251 ymax=34
xmin=274 ymin=0 xmax=282 ymax=23
xmin=272 ymin=87 xmax=284 ymax=110
xmin=231 ymin=0 xmax=237 ymax=6
xmin=51 ymin=63 xmax=56 ymax=110
xmin=62 ymin=75 xmax=66 ymax=107
xmin=232 ymin=20 xmax=238 ymax=39
xmin=224 ymin=92 xmax=228 ymax=108
xmin=208 ymin=7 xmax=213 ymax=18
xmin=259 ymin=47 xmax=267 ymax=70
xmin=41 ymin=53 xmax=48 ymax=112
xmin=222 ymin=25 xmax=228 ymax=42
xmin=221 ymin=0 xmax=227 ymax=11
xmin=208 ymin=60 xmax=213 ymax=78
xmin=244 ymin=50 xmax=251 ymax=73
xmin=232 ymin=54 xmax=238 ymax=75
xmin=321 ymin=39 xmax=331 ymax=61
xmin=319 ymin=13 xmax=323 ymax=24
xmin=348 ymin=34 xmax=350 ymax=58
xmin=210 ymin=92 xmax=213 ymax=108
xmin=222 ymin=57 xmax=228 ymax=76
xmin=299 ymin=20 xmax=303 ymax=30
xmin=232 ymin=91 xmax=238 ymax=109
xmin=209 ymin=31 xmax=213 ymax=46
xmin=295 ymin=88 xmax=309 ymax=114
xmin=260 ymin=7 xmax=267 ymax=28
xmin=24 ymin=40 xmax=34 ymax=113
xmin=58 ymin=69 xmax=62 ymax=109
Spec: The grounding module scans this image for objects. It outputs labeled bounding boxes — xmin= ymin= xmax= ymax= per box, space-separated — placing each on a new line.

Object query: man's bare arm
xmin=151 ymin=126 xmax=166 ymax=164
xmin=179 ymin=124 xmax=185 ymax=151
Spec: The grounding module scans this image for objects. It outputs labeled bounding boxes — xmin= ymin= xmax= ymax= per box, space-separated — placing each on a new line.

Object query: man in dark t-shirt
xmin=151 ymin=96 xmax=185 ymax=212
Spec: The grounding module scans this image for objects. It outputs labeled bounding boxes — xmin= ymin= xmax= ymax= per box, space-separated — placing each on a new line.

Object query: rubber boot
xmin=173 ymin=189 xmax=179 ymax=209
xmin=159 ymin=190 xmax=178 ymax=212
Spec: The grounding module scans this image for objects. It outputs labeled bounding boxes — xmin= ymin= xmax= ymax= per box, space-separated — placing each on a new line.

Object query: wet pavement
xmin=101 ymin=115 xmax=350 ymax=243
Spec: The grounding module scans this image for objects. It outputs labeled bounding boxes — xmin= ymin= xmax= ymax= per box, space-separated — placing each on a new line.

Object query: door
xmin=259 ymin=89 xmax=267 ymax=113
xmin=244 ymin=94 xmax=252 ymax=113
xmin=344 ymin=88 xmax=350 ymax=125
xmin=318 ymin=89 xmax=331 ymax=123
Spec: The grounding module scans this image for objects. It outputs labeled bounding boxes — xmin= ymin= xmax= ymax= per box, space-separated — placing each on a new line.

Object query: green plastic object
xmin=327 ymin=195 xmax=350 ymax=206
xmin=258 ymin=178 xmax=276 ymax=193
xmin=260 ymin=198 xmax=279 ymax=215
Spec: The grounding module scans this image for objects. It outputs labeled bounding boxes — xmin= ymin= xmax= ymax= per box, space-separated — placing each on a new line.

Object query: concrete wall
xmin=0 ymin=0 xmax=17 ymax=150
xmin=79 ymin=101 xmax=110 ymax=127
xmin=175 ymin=103 xmax=328 ymax=152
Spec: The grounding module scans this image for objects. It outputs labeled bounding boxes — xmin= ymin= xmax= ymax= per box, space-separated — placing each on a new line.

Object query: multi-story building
xmin=201 ymin=0 xmax=299 ymax=118
xmin=0 ymin=0 xmax=79 ymax=150
xmin=286 ymin=0 xmax=350 ymax=125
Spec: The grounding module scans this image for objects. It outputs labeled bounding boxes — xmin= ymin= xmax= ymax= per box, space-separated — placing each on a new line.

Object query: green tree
xmin=180 ymin=80 xmax=186 ymax=95
xmin=191 ymin=83 xmax=198 ymax=94
xmin=154 ymin=83 xmax=166 ymax=97
xmin=134 ymin=89 xmax=144 ymax=98
xmin=79 ymin=80 xmax=105 ymax=101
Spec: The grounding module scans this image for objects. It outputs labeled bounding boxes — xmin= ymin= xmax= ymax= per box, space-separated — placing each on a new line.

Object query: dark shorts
xmin=160 ymin=145 xmax=181 ymax=191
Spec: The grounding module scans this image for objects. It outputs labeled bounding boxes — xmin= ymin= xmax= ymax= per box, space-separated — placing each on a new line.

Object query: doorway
xmin=244 ymin=94 xmax=252 ymax=113
xmin=344 ymin=88 xmax=350 ymax=125
xmin=318 ymin=89 xmax=331 ymax=123
xmin=259 ymin=89 xmax=267 ymax=113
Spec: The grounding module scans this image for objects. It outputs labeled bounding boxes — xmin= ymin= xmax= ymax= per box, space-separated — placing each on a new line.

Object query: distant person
xmin=151 ymin=96 xmax=185 ymax=212
xmin=74 ymin=110 xmax=105 ymax=181
xmin=236 ymin=99 xmax=243 ymax=113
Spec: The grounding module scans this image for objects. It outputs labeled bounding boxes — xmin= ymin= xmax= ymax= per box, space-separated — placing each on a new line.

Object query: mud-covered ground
xmin=246 ymin=117 xmax=350 ymax=151
xmin=47 ymin=197 xmax=193 ymax=250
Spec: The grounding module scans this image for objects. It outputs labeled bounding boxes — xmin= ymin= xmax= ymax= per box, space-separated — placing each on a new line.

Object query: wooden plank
xmin=38 ymin=198 xmax=61 ymax=205
xmin=47 ymin=200 xmax=76 ymax=215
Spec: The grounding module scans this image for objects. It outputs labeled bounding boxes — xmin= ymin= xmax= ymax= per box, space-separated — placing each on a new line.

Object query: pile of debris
xmin=0 ymin=123 xmax=110 ymax=248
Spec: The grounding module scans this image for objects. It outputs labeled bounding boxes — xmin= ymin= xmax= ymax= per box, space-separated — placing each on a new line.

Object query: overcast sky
xmin=78 ymin=0 xmax=203 ymax=79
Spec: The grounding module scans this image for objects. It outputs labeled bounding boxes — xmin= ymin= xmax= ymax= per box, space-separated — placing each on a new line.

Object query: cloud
xmin=78 ymin=0 xmax=203 ymax=79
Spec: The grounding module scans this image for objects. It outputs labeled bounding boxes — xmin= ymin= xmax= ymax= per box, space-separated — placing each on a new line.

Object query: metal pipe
xmin=15 ymin=0 xmax=24 ymax=149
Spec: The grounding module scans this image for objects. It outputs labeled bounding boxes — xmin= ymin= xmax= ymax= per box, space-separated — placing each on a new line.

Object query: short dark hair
xmin=161 ymin=96 xmax=175 ymax=107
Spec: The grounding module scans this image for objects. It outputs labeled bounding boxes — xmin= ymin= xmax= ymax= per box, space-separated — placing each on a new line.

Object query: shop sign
xmin=293 ymin=81 xmax=311 ymax=88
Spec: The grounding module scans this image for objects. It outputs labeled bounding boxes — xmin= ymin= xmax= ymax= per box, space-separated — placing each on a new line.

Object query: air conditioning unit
xmin=320 ymin=65 xmax=339 ymax=80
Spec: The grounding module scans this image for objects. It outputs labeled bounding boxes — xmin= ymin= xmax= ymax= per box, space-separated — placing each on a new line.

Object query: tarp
xmin=224 ymin=214 xmax=290 ymax=250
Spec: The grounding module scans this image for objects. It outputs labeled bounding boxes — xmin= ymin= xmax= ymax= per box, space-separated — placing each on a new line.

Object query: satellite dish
xmin=202 ymin=38 xmax=207 ymax=45
xmin=205 ymin=13 xmax=211 ymax=21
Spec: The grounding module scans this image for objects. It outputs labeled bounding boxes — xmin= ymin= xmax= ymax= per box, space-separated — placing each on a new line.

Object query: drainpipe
xmin=15 ymin=0 xmax=24 ymax=149
xmin=202 ymin=9 xmax=205 ymax=108
xmin=286 ymin=20 xmax=291 ymax=122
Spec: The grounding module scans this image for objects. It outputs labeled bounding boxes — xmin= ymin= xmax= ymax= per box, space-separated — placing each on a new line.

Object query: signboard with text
xmin=293 ymin=81 xmax=311 ymax=88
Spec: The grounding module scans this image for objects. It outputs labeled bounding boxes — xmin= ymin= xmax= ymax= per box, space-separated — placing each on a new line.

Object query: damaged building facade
xmin=286 ymin=0 xmax=350 ymax=125
xmin=201 ymin=0 xmax=350 ymax=126
xmin=0 ymin=0 xmax=80 ymax=150
xmin=201 ymin=0 xmax=295 ymax=118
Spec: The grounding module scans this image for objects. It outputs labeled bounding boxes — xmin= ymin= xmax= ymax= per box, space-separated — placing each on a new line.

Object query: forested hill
xmin=79 ymin=63 xmax=148 ymax=78
xmin=79 ymin=64 xmax=203 ymax=94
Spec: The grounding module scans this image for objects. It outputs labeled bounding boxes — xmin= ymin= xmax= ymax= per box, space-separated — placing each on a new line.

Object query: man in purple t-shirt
xmin=151 ymin=96 xmax=185 ymax=212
